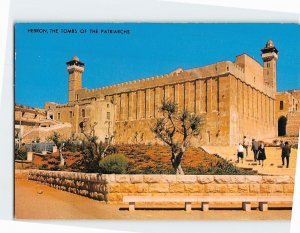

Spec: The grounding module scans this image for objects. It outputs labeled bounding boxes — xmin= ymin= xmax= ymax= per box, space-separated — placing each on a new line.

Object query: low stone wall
xmin=28 ymin=170 xmax=295 ymax=202
xmin=15 ymin=169 xmax=31 ymax=180
xmin=28 ymin=170 xmax=108 ymax=201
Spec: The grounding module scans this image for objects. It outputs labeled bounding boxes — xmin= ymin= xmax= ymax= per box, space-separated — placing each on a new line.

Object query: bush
xmin=39 ymin=164 xmax=49 ymax=170
xmin=99 ymin=153 xmax=128 ymax=174
xmin=15 ymin=146 xmax=27 ymax=160
xmin=204 ymin=159 xmax=255 ymax=175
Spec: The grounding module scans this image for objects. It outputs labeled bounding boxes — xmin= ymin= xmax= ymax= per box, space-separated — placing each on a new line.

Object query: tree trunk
xmin=100 ymin=144 xmax=110 ymax=159
xmin=59 ymin=150 xmax=65 ymax=167
xmin=176 ymin=164 xmax=184 ymax=175
xmin=171 ymin=150 xmax=185 ymax=175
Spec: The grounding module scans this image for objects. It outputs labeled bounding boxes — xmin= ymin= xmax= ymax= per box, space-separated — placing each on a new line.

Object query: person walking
xmin=282 ymin=141 xmax=291 ymax=168
xmin=237 ymin=143 xmax=244 ymax=164
xmin=257 ymin=143 xmax=266 ymax=167
xmin=251 ymin=138 xmax=259 ymax=162
xmin=243 ymin=136 xmax=249 ymax=157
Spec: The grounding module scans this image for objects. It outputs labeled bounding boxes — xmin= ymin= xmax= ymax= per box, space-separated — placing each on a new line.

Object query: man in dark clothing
xmin=282 ymin=141 xmax=291 ymax=168
xmin=251 ymin=139 xmax=259 ymax=162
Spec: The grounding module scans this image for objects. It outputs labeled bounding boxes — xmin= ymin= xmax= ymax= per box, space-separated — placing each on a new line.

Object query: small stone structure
xmin=27 ymin=170 xmax=294 ymax=202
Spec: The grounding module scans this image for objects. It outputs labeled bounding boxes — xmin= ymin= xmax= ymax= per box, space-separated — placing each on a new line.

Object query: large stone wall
xmin=286 ymin=112 xmax=300 ymax=137
xmin=27 ymin=170 xmax=294 ymax=203
xmin=229 ymin=76 xmax=276 ymax=144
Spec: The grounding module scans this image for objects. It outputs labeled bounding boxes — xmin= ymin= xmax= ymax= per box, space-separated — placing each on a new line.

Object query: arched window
xmin=278 ymin=116 xmax=287 ymax=136
xmin=81 ymin=109 xmax=85 ymax=117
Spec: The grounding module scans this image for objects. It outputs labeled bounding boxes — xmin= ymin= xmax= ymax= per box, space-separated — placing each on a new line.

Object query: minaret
xmin=66 ymin=56 xmax=84 ymax=104
xmin=261 ymin=40 xmax=279 ymax=91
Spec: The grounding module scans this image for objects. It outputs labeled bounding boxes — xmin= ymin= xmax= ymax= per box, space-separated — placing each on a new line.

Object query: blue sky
xmin=15 ymin=23 xmax=300 ymax=108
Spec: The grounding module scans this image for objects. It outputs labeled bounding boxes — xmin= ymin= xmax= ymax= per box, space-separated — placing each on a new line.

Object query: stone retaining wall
xmin=27 ymin=170 xmax=295 ymax=202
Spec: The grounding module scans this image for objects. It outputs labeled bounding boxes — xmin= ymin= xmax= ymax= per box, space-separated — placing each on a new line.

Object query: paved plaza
xmin=202 ymin=146 xmax=298 ymax=176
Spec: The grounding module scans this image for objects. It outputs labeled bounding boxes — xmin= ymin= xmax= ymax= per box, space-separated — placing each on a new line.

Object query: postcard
xmin=14 ymin=23 xmax=299 ymax=220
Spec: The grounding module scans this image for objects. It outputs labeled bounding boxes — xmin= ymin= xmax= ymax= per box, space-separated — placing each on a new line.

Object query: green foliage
xmin=81 ymin=148 xmax=100 ymax=173
xmin=200 ymin=159 xmax=256 ymax=175
xmin=49 ymin=132 xmax=62 ymax=148
xmin=15 ymin=146 xmax=27 ymax=160
xmin=32 ymin=145 xmax=42 ymax=153
xmin=63 ymin=138 xmax=78 ymax=152
xmin=50 ymin=165 xmax=61 ymax=171
xmin=99 ymin=153 xmax=128 ymax=174
xmin=39 ymin=164 xmax=49 ymax=170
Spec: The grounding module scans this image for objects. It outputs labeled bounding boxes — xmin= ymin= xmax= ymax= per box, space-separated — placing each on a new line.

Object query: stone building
xmin=276 ymin=90 xmax=300 ymax=137
xmin=15 ymin=104 xmax=72 ymax=144
xmin=41 ymin=40 xmax=281 ymax=146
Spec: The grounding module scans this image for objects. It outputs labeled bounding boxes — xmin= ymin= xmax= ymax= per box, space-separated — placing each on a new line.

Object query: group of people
xmin=237 ymin=136 xmax=266 ymax=166
xmin=236 ymin=136 xmax=292 ymax=168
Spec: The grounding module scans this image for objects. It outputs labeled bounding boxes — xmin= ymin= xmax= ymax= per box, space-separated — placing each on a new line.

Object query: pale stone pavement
xmin=15 ymin=180 xmax=291 ymax=220
xmin=202 ymin=146 xmax=298 ymax=176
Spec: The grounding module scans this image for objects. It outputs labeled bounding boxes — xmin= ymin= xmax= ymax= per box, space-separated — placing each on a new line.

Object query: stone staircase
xmin=202 ymin=146 xmax=298 ymax=176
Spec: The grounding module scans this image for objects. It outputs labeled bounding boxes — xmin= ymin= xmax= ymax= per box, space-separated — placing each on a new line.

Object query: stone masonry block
xmin=227 ymin=184 xmax=238 ymax=193
xmin=104 ymin=174 xmax=116 ymax=182
xmin=197 ymin=176 xmax=214 ymax=184
xmin=214 ymin=176 xmax=231 ymax=184
xmin=144 ymin=175 xmax=166 ymax=183
xmin=118 ymin=184 xmax=141 ymax=193
xmin=249 ymin=184 xmax=260 ymax=193
xmin=244 ymin=176 xmax=262 ymax=184
xmin=176 ymin=175 xmax=197 ymax=184
xmin=161 ymin=175 xmax=177 ymax=183
xmin=261 ymin=184 xmax=283 ymax=193
xmin=115 ymin=175 xmax=130 ymax=183
xmin=169 ymin=183 xmax=185 ymax=193
xmin=230 ymin=176 xmax=246 ymax=184
xmin=262 ymin=176 xmax=277 ymax=184
xmin=238 ymin=184 xmax=249 ymax=193
xmin=109 ymin=183 xmax=121 ymax=193
xmin=260 ymin=184 xmax=272 ymax=193
xmin=130 ymin=175 xmax=144 ymax=183
xmin=148 ymin=183 xmax=170 ymax=193
xmin=276 ymin=176 xmax=294 ymax=184
xmin=205 ymin=184 xmax=227 ymax=193
xmin=271 ymin=185 xmax=284 ymax=193
xmin=134 ymin=183 xmax=149 ymax=193
xmin=184 ymin=184 xmax=204 ymax=193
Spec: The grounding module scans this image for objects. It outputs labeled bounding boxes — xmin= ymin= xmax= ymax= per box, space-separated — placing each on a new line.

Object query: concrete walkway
xmin=202 ymin=146 xmax=297 ymax=176
xmin=15 ymin=180 xmax=291 ymax=220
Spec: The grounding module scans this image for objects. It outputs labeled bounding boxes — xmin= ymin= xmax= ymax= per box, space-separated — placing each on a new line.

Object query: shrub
xmin=99 ymin=153 xmax=128 ymax=174
xmin=51 ymin=165 xmax=61 ymax=171
xmin=63 ymin=139 xmax=78 ymax=152
xmin=205 ymin=159 xmax=255 ymax=175
xmin=32 ymin=145 xmax=42 ymax=153
xmin=15 ymin=146 xmax=27 ymax=160
xmin=39 ymin=164 xmax=49 ymax=170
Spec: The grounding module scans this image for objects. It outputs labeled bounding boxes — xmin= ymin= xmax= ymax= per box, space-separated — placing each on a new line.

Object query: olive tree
xmin=152 ymin=100 xmax=203 ymax=175
xmin=48 ymin=132 xmax=65 ymax=167
xmin=81 ymin=120 xmax=114 ymax=159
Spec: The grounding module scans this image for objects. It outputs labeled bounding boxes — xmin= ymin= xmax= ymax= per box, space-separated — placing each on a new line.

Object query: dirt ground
xmin=15 ymin=180 xmax=292 ymax=220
